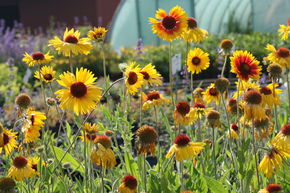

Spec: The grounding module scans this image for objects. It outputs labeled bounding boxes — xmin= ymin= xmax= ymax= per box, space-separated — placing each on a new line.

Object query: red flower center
xmin=31 ymin=164 xmax=37 ymax=171
xmin=127 ymin=72 xmax=138 ymax=85
xmin=162 ymin=16 xmax=177 ymax=30
xmin=260 ymin=87 xmax=272 ymax=95
xmin=176 ymin=101 xmax=190 ymax=116
xmin=86 ymin=133 xmax=97 ymax=141
xmin=209 ymin=87 xmax=218 ymax=96
xmin=276 ymin=48 xmax=290 ymax=58
xmin=193 ymin=102 xmax=205 ymax=108
xmin=43 ymin=74 xmax=53 ymax=81
xmin=3 ymin=133 xmax=9 ymax=146
xmin=243 ymin=90 xmax=262 ymax=105
xmin=64 ymin=35 xmax=78 ymax=44
xmin=240 ymin=63 xmax=250 ymax=74
xmin=265 ymin=183 xmax=282 ymax=192
xmin=31 ymin=115 xmax=35 ymax=126
xmin=187 ymin=17 xmax=197 ymax=29
xmin=96 ymin=135 xmax=111 ymax=148
xmin=13 ymin=156 xmax=28 ymax=168
xmin=70 ymin=82 xmax=87 ymax=98
xmin=122 ymin=175 xmax=137 ymax=189
xmin=140 ymin=71 xmax=150 ymax=80
xmin=191 ymin=57 xmax=201 ymax=65
xmin=32 ymin=52 xmax=45 ymax=60
xmin=174 ymin=134 xmax=190 ymax=146
xmin=281 ymin=124 xmax=290 ymax=135
xmin=228 ymin=98 xmax=237 ymax=107
xmin=231 ymin=123 xmax=239 ymax=131
xmin=147 ymin=91 xmax=160 ymax=101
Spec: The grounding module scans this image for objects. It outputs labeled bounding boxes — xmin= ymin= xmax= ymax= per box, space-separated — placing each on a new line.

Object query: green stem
xmin=139 ymin=88 xmax=143 ymax=127
xmin=221 ymin=55 xmax=228 ymax=77
xmin=251 ymin=119 xmax=260 ymax=189
xmin=101 ymin=43 xmax=108 ymax=90
xmin=286 ymin=67 xmax=290 ymax=119
xmin=180 ymin=161 xmax=184 ymax=191
xmin=169 ymin=42 xmax=174 ymax=105
xmin=191 ymin=73 xmax=193 ymax=105
xmin=143 ymin=154 xmax=147 ymax=192
xmin=69 ymin=55 xmax=73 ymax=73
xmin=272 ymin=79 xmax=279 ymax=133
xmin=154 ymin=106 xmax=160 ymax=162
xmin=211 ymin=126 xmax=217 ymax=179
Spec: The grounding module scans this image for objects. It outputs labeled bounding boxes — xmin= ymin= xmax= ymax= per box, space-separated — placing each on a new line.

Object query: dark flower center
xmin=231 ymin=124 xmax=239 ymax=132
xmin=96 ymin=135 xmax=111 ymax=148
xmin=266 ymin=183 xmax=282 ymax=192
xmin=31 ymin=115 xmax=35 ymax=126
xmin=187 ymin=17 xmax=197 ymax=29
xmin=240 ymin=63 xmax=250 ymax=73
xmin=209 ymin=87 xmax=218 ymax=96
xmin=260 ymin=87 xmax=272 ymax=95
xmin=161 ymin=16 xmax=177 ymax=30
xmin=13 ymin=156 xmax=28 ymax=168
xmin=122 ymin=175 xmax=138 ymax=189
xmin=43 ymin=74 xmax=53 ymax=81
xmin=281 ymin=124 xmax=290 ymax=135
xmin=32 ymin=52 xmax=45 ymax=60
xmin=276 ymin=48 xmax=290 ymax=58
xmin=31 ymin=164 xmax=37 ymax=171
xmin=140 ymin=71 xmax=150 ymax=80
xmin=137 ymin=125 xmax=157 ymax=144
xmin=176 ymin=101 xmax=190 ymax=116
xmin=86 ymin=133 xmax=97 ymax=141
xmin=243 ymin=90 xmax=262 ymax=105
xmin=191 ymin=57 xmax=201 ymax=65
xmin=93 ymin=32 xmax=103 ymax=40
xmin=70 ymin=82 xmax=87 ymax=98
xmin=147 ymin=91 xmax=160 ymax=101
xmin=193 ymin=102 xmax=205 ymax=108
xmin=3 ymin=133 xmax=9 ymax=146
xmin=174 ymin=134 xmax=190 ymax=146
xmin=64 ymin=35 xmax=78 ymax=44
xmin=127 ymin=72 xmax=138 ymax=85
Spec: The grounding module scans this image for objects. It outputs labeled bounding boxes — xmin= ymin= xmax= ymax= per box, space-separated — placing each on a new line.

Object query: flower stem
xmin=154 ymin=106 xmax=161 ymax=162
xmin=101 ymin=42 xmax=108 ymax=90
xmin=286 ymin=67 xmax=290 ymax=118
xmin=180 ymin=160 xmax=184 ymax=191
xmin=251 ymin=119 xmax=260 ymax=189
xmin=211 ymin=126 xmax=217 ymax=179
xmin=272 ymin=79 xmax=279 ymax=133
xmin=139 ymin=88 xmax=143 ymax=127
xmin=69 ymin=55 xmax=73 ymax=73
xmin=169 ymin=42 xmax=174 ymax=105
xmin=221 ymin=55 xmax=228 ymax=77
xmin=143 ymin=154 xmax=147 ymax=192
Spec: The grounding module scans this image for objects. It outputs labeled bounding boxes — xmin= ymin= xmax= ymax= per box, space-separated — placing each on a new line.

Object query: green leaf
xmin=124 ymin=152 xmax=140 ymax=179
xmin=51 ymin=146 xmax=84 ymax=174
xmin=204 ymin=176 xmax=228 ymax=193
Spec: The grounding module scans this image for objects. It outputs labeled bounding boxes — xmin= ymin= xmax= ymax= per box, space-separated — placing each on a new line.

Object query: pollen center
xmin=191 ymin=57 xmax=201 ymax=65
xmin=174 ymin=134 xmax=190 ymax=146
xmin=32 ymin=52 xmax=45 ymax=60
xmin=162 ymin=16 xmax=177 ymax=30
xmin=127 ymin=72 xmax=138 ymax=85
xmin=209 ymin=87 xmax=218 ymax=96
xmin=176 ymin=101 xmax=190 ymax=116
xmin=70 ymin=82 xmax=87 ymax=98
xmin=123 ymin=175 xmax=138 ymax=189
xmin=260 ymin=87 xmax=272 ymax=95
xmin=140 ymin=71 xmax=150 ymax=80
xmin=276 ymin=48 xmax=290 ymax=58
xmin=147 ymin=91 xmax=160 ymax=101
xmin=193 ymin=102 xmax=205 ymax=108
xmin=187 ymin=17 xmax=197 ymax=29
xmin=64 ymin=35 xmax=78 ymax=44
xmin=13 ymin=156 xmax=28 ymax=168
xmin=281 ymin=124 xmax=290 ymax=135
xmin=43 ymin=74 xmax=53 ymax=81
xmin=3 ymin=133 xmax=9 ymax=146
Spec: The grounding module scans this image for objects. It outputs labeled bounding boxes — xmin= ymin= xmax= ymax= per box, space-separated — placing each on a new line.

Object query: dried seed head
xmin=136 ymin=125 xmax=157 ymax=145
xmin=243 ymin=90 xmax=262 ymax=105
xmin=215 ymin=77 xmax=230 ymax=93
xmin=220 ymin=39 xmax=233 ymax=51
xmin=15 ymin=93 xmax=31 ymax=109
xmin=267 ymin=63 xmax=282 ymax=79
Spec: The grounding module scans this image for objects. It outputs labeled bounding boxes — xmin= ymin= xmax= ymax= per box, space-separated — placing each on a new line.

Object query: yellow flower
xmin=0 ymin=128 xmax=18 ymax=155
xmin=173 ymin=101 xmax=196 ymax=125
xmin=233 ymin=80 xmax=260 ymax=99
xmin=192 ymin=102 xmax=210 ymax=120
xmin=242 ymin=90 xmax=266 ymax=121
xmin=142 ymin=91 xmax=170 ymax=110
xmin=83 ymin=122 xmax=99 ymax=133
xmin=230 ymin=50 xmax=261 ymax=81
xmin=260 ymin=83 xmax=281 ymax=107
xmin=87 ymin=27 xmax=108 ymax=42
xmin=118 ymin=175 xmax=137 ymax=193
xmin=90 ymin=135 xmax=116 ymax=168
xmin=49 ymin=28 xmax=92 ymax=56
xmin=193 ymin=88 xmax=204 ymax=103
xmin=149 ymin=6 xmax=187 ymax=41
xmin=272 ymin=124 xmax=290 ymax=151
xmin=136 ymin=125 xmax=157 ymax=156
xmin=124 ymin=62 xmax=144 ymax=95
xmin=278 ymin=20 xmax=290 ymax=40
xmin=8 ymin=156 xmax=36 ymax=181
xmin=34 ymin=65 xmax=56 ymax=83
xmin=226 ymin=124 xmax=239 ymax=140
xmin=203 ymin=83 xmax=220 ymax=105
xmin=181 ymin=17 xmax=208 ymax=42
xmin=258 ymin=184 xmax=282 ymax=193
xmin=166 ymin=134 xmax=205 ymax=162
xmin=28 ymin=157 xmax=40 ymax=175
xmin=22 ymin=52 xmax=53 ymax=67
xmin=140 ymin=64 xmax=162 ymax=86
xmin=253 ymin=117 xmax=273 ymax=140
xmin=186 ymin=48 xmax=210 ymax=74
xmin=55 ymin=68 xmax=102 ymax=115
xmin=266 ymin=44 xmax=290 ymax=68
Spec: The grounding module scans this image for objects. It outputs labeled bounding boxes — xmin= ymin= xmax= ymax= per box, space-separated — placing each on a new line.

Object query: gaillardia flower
xmin=49 ymin=28 xmax=92 ymax=56
xmin=233 ymin=80 xmax=260 ymax=99
xmin=87 ymin=27 xmax=108 ymax=42
xmin=142 ymin=91 xmax=170 ymax=110
xmin=80 ymin=122 xmax=99 ymax=143
xmin=55 ymin=68 xmax=102 ymax=115
xmin=8 ymin=156 xmax=35 ymax=181
xmin=149 ymin=6 xmax=187 ymax=41
xmin=242 ymin=90 xmax=266 ymax=121
xmin=118 ymin=175 xmax=138 ymax=193
xmin=22 ymin=52 xmax=53 ymax=67
xmin=166 ymin=134 xmax=205 ymax=161
xmin=124 ymin=62 xmax=144 ymax=95
xmin=253 ymin=117 xmax=273 ymax=140
xmin=193 ymin=87 xmax=204 ymax=103
xmin=186 ymin=48 xmax=210 ymax=74
xmin=34 ymin=65 xmax=56 ymax=83
xmin=260 ymin=83 xmax=281 ymax=107
xmin=136 ymin=125 xmax=157 ymax=155
xmin=192 ymin=102 xmax=209 ymax=120
xmin=278 ymin=18 xmax=290 ymax=40
xmin=258 ymin=184 xmax=282 ymax=193
xmin=226 ymin=123 xmax=239 ymax=140
xmin=206 ymin=110 xmax=221 ymax=127
xmin=173 ymin=101 xmax=196 ymax=125
xmin=266 ymin=44 xmax=290 ymax=68
xmin=272 ymin=124 xmax=290 ymax=150
xmin=267 ymin=63 xmax=282 ymax=80
xmin=140 ymin=63 xmax=162 ymax=86
xmin=90 ymin=135 xmax=116 ymax=168
xmin=230 ymin=50 xmax=261 ymax=81
xmin=219 ymin=39 xmax=234 ymax=55
xmin=181 ymin=17 xmax=208 ymax=43
xmin=28 ymin=157 xmax=40 ymax=175
xmin=203 ymin=84 xmax=220 ymax=105
xmin=0 ymin=128 xmax=18 ymax=155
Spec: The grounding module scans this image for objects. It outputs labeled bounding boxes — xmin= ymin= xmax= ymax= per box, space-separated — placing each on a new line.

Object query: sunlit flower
xmin=124 ymin=62 xmax=144 ymax=95
xmin=266 ymin=44 xmax=290 ymax=68
xmin=233 ymin=80 xmax=260 ymax=99
xmin=118 ymin=175 xmax=138 ymax=193
xmin=192 ymin=102 xmax=210 ymax=120
xmin=260 ymin=83 xmax=281 ymax=107
xmin=186 ymin=48 xmax=210 ymax=74
xmin=258 ymin=184 xmax=282 ymax=193
xmin=55 ymin=68 xmax=102 ymax=115
xmin=278 ymin=19 xmax=290 ymax=40
xmin=0 ymin=128 xmax=18 ymax=155
xmin=242 ymin=90 xmax=266 ymax=121
xmin=136 ymin=125 xmax=157 ymax=155
xmin=80 ymin=123 xmax=99 ymax=143
xmin=193 ymin=88 xmax=204 ymax=103
xmin=226 ymin=123 xmax=239 ymax=140
xmin=8 ymin=156 xmax=35 ymax=181
xmin=49 ymin=28 xmax=92 ymax=56
xmin=140 ymin=63 xmax=162 ymax=86
xmin=253 ymin=117 xmax=273 ymax=140
xmin=181 ymin=17 xmax=208 ymax=43
xmin=230 ymin=50 xmax=261 ymax=81
xmin=166 ymin=134 xmax=205 ymax=161
xmin=206 ymin=110 xmax=221 ymax=128
xmin=203 ymin=83 xmax=220 ymax=105
xmin=28 ymin=157 xmax=40 ymax=175
xmin=87 ymin=27 xmax=108 ymax=42
xmin=149 ymin=6 xmax=187 ymax=41
xmin=219 ymin=39 xmax=234 ymax=55
xmin=259 ymin=148 xmax=284 ymax=178
xmin=142 ymin=91 xmax=170 ymax=110
xmin=272 ymin=124 xmax=290 ymax=151
xmin=90 ymin=135 xmax=116 ymax=168
xmin=22 ymin=52 xmax=53 ymax=67
xmin=34 ymin=65 xmax=56 ymax=83
xmin=173 ymin=101 xmax=196 ymax=125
